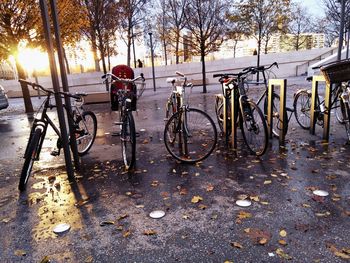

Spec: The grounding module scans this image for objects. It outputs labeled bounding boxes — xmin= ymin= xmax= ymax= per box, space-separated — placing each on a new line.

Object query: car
xmin=0 ymin=84 xmax=9 ymax=110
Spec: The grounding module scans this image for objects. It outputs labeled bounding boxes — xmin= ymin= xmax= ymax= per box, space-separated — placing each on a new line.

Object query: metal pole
xmin=337 ymin=0 xmax=346 ymax=61
xmin=132 ymin=28 xmax=137 ymax=68
xmin=39 ymin=0 xmax=74 ymax=179
xmin=49 ymin=0 xmax=80 ymax=170
xmin=347 ymin=28 xmax=350 ymax=59
xmin=149 ymin=32 xmax=156 ymax=92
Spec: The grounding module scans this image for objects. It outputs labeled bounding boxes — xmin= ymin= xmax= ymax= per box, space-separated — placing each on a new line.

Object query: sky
xmin=294 ymin=0 xmax=325 ymax=17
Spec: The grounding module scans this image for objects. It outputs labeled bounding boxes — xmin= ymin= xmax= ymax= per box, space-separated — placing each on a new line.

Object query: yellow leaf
xmin=237 ymin=211 xmax=252 ymax=220
xmin=191 ymin=195 xmax=203 ymax=203
xmin=14 ymin=250 xmax=26 ymax=257
xmin=259 ymin=238 xmax=268 ymax=245
xmin=276 ymin=248 xmax=292 ymax=260
xmin=198 ymin=204 xmax=207 ymax=210
xmin=279 ymin=230 xmax=287 ymax=237
xmin=144 ymin=229 xmax=157 ymax=235
xmin=123 ymin=230 xmax=131 ymax=238
xmin=260 ymin=201 xmax=269 ymax=205
xmin=302 ymin=203 xmax=311 ymax=208
xmin=264 ymin=180 xmax=272 ymax=185
xmin=230 ymin=241 xmax=243 ymax=249
xmin=279 ymin=239 xmax=287 ymax=246
xmin=244 ymin=228 xmax=251 ymax=233
xmin=250 ymin=195 xmax=260 ymax=202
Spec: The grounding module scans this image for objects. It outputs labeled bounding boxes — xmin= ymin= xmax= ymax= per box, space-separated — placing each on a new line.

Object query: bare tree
xmin=185 ymin=0 xmax=226 ymax=93
xmin=238 ymin=0 xmax=290 ymax=68
xmin=0 ymin=0 xmax=41 ymax=112
xmin=154 ymin=0 xmax=171 ymax=65
xmin=118 ymin=0 xmax=147 ymax=67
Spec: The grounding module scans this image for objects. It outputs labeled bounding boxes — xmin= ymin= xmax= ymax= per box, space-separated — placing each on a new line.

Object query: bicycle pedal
xmin=50 ymin=150 xmax=60 ymax=156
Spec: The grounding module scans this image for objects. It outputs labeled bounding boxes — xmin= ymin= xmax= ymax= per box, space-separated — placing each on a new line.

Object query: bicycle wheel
xmin=240 ymin=101 xmax=268 ymax=156
xmin=19 ymin=128 xmax=42 ymax=191
xmin=165 ymin=100 xmax=177 ymax=143
xmin=264 ymin=93 xmax=288 ymax=137
xmin=164 ymin=108 xmax=217 ymax=163
xmin=294 ymin=90 xmax=311 ymax=129
xmin=341 ymin=100 xmax=350 ymax=141
xmin=335 ymin=98 xmax=345 ymax=124
xmin=215 ymin=95 xmax=224 ymax=133
xmin=75 ymin=111 xmax=97 ymax=156
xmin=121 ymin=112 xmax=136 ymax=170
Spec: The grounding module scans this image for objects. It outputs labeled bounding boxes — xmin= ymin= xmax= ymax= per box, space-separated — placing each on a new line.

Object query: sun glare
xmin=17 ymin=48 xmax=49 ymax=74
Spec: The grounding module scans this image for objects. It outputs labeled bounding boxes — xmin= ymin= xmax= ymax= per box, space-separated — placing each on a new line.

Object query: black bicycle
xmin=214 ymin=69 xmax=268 ymax=156
xmin=102 ymin=73 xmax=144 ymax=170
xmin=18 ymin=79 xmax=97 ymax=191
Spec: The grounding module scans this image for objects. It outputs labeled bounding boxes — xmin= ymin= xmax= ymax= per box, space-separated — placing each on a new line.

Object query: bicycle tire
xmin=164 ymin=108 xmax=217 ymax=163
xmin=263 ymin=93 xmax=288 ymax=137
xmin=241 ymin=101 xmax=268 ymax=156
xmin=19 ymin=128 xmax=42 ymax=191
xmin=215 ymin=95 xmax=224 ymax=133
xmin=165 ymin=100 xmax=177 ymax=143
xmin=75 ymin=111 xmax=97 ymax=156
xmin=335 ymin=98 xmax=345 ymax=124
xmin=293 ymin=90 xmax=311 ymax=129
xmin=121 ymin=112 xmax=136 ymax=170
xmin=341 ymin=100 xmax=350 ymax=141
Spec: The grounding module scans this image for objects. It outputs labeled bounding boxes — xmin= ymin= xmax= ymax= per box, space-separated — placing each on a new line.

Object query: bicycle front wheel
xmin=215 ymin=95 xmax=224 ymax=133
xmin=19 ymin=128 xmax=42 ymax=191
xmin=341 ymin=100 xmax=350 ymax=141
xmin=294 ymin=90 xmax=311 ymax=129
xmin=335 ymin=98 xmax=345 ymax=124
xmin=241 ymin=101 xmax=268 ymax=156
xmin=165 ymin=100 xmax=177 ymax=143
xmin=76 ymin=111 xmax=97 ymax=156
xmin=164 ymin=108 xmax=217 ymax=163
xmin=121 ymin=112 xmax=136 ymax=170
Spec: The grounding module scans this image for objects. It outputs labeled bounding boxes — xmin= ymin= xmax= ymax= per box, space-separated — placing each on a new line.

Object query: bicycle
xmin=294 ymin=60 xmax=350 ymax=141
xmin=213 ymin=69 xmax=268 ymax=156
xmin=163 ymin=71 xmax=217 ymax=163
xmin=215 ymin=62 xmax=292 ymax=138
xmin=18 ymin=79 xmax=97 ymax=191
xmin=102 ymin=72 xmax=144 ymax=170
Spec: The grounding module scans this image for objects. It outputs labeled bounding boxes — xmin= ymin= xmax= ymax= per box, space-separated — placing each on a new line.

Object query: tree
xmin=166 ymin=0 xmax=188 ymax=64
xmin=185 ymin=0 xmax=226 ymax=93
xmin=80 ymin=0 xmax=119 ymax=73
xmin=155 ymin=0 xmax=171 ymax=65
xmin=282 ymin=2 xmax=314 ymax=51
xmin=238 ymin=0 xmax=290 ymax=69
xmin=118 ymin=0 xmax=147 ymax=67
xmin=0 ymin=0 xmax=41 ymax=112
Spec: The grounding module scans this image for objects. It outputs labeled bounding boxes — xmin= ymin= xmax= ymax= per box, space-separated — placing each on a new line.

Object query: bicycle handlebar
xmin=19 ymin=79 xmax=84 ymax=101
xmin=102 ymin=73 xmax=145 ymax=84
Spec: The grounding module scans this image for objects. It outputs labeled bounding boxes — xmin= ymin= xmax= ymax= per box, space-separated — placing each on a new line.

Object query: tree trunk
xmin=233 ymin=40 xmax=238 ymax=58
xmin=16 ymin=59 xmax=33 ymax=113
xmin=91 ymin=34 xmax=100 ymax=72
xmin=163 ymin=37 xmax=168 ymax=65
xmin=175 ymin=31 xmax=180 ymax=64
xmin=200 ymin=42 xmax=207 ymax=93
xmin=127 ymin=26 xmax=132 ymax=67
xmin=63 ymin=47 xmax=70 ymax=75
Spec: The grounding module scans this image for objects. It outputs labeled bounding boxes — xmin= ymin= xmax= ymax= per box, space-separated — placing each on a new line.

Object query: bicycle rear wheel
xmin=121 ymin=112 xmax=136 ymax=170
xmin=335 ymin=98 xmax=345 ymax=124
xmin=165 ymin=100 xmax=177 ymax=143
xmin=294 ymin=90 xmax=311 ymax=129
xmin=164 ymin=108 xmax=217 ymax=163
xmin=19 ymin=128 xmax=42 ymax=191
xmin=341 ymin=100 xmax=350 ymax=141
xmin=241 ymin=101 xmax=268 ymax=156
xmin=76 ymin=111 xmax=97 ymax=156
xmin=215 ymin=95 xmax=224 ymax=133
xmin=264 ymin=93 xmax=288 ymax=137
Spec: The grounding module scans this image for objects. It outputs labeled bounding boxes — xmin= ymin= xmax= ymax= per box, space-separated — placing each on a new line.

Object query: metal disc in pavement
xmin=53 ymin=223 xmax=71 ymax=234
xmin=236 ymin=200 xmax=252 ymax=207
xmin=313 ymin=190 xmax=329 ymax=197
xmin=149 ymin=210 xmax=165 ymax=219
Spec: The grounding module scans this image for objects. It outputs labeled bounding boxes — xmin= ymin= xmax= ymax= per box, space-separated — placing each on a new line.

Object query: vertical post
xmin=279 ymin=79 xmax=287 ymax=145
xmin=323 ymin=81 xmax=332 ymax=141
xmin=39 ymin=0 xmax=74 ymax=178
xmin=148 ymin=32 xmax=156 ymax=92
xmin=338 ymin=0 xmax=346 ymax=61
xmin=49 ymin=0 xmax=80 ymax=170
xmin=223 ymin=91 xmax=227 ymax=145
xmin=230 ymin=87 xmax=238 ymax=151
xmin=267 ymin=83 xmax=274 ymax=139
xmin=310 ymin=76 xmax=326 ymax=135
xmin=132 ymin=28 xmax=136 ymax=68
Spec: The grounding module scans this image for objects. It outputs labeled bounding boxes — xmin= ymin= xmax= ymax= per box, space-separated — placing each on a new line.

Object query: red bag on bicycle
xmin=110 ymin=65 xmax=137 ymax=111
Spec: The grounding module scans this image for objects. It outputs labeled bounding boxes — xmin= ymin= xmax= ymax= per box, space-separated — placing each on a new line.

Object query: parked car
xmin=0 ymin=84 xmax=9 ymax=110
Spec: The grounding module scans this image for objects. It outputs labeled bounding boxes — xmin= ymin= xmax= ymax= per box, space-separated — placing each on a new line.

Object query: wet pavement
xmin=0 ymin=77 xmax=349 ymax=262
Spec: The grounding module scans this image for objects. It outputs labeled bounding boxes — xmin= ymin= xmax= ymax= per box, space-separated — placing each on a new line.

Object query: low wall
xmin=1 ymin=48 xmax=333 ymax=98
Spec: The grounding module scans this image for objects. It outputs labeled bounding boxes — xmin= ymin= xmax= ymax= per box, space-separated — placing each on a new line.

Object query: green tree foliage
xmin=185 ymin=0 xmax=226 ymax=93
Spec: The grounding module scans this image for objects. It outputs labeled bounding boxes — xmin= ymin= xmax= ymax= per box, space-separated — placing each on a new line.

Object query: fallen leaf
xmin=123 ymin=230 xmax=131 ymax=238
xmin=264 ymin=180 xmax=272 ymax=185
xmin=302 ymin=203 xmax=311 ymax=208
xmin=100 ymin=221 xmax=115 ymax=226
xmin=198 ymin=204 xmax=207 ymax=210
xmin=250 ymin=195 xmax=260 ymax=202
xmin=144 ymin=229 xmax=157 ymax=235
xmin=260 ymin=201 xmax=269 ymax=205
xmin=179 ymin=188 xmax=188 ymax=195
xmin=84 ymin=256 xmax=93 ymax=263
xmin=151 ymin=180 xmax=159 ymax=187
xmin=279 ymin=230 xmax=287 ymax=237
xmin=206 ymin=184 xmax=214 ymax=192
xmin=315 ymin=211 xmax=331 ymax=217
xmin=191 ymin=195 xmax=203 ymax=203
xmin=14 ymin=250 xmax=26 ymax=257
xmin=230 ymin=241 xmax=243 ymax=249
xmin=40 ymin=256 xmax=50 ymax=263
xmin=117 ymin=214 xmax=128 ymax=221
xmin=279 ymin=240 xmax=287 ymax=246
xmin=259 ymin=238 xmax=268 ymax=245
xmin=327 ymin=244 xmax=350 ymax=259
xmin=276 ymin=248 xmax=292 ymax=260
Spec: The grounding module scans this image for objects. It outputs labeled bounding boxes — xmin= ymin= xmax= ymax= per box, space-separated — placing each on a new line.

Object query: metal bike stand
xmin=310 ymin=75 xmax=332 ymax=141
xmin=230 ymin=86 xmax=238 ymax=151
xmin=223 ymin=87 xmax=230 ymax=147
xmin=268 ymin=79 xmax=287 ymax=146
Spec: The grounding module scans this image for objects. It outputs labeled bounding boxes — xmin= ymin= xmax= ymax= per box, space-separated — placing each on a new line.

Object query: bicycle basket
xmin=320 ymin=59 xmax=350 ymax=84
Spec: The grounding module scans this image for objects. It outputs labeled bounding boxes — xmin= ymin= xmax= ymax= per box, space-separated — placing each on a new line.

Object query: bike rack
xmin=268 ymin=79 xmax=287 ymax=146
xmin=310 ymin=75 xmax=332 ymax=141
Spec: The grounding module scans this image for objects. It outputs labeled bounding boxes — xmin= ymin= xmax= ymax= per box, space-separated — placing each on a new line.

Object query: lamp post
xmin=337 ymin=0 xmax=346 ymax=61
xmin=149 ymin=32 xmax=156 ymax=92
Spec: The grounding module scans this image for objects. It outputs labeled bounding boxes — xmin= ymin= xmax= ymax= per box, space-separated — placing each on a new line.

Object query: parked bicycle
xmin=102 ymin=72 xmax=144 ymax=170
xmin=18 ymin=79 xmax=97 ymax=191
xmin=163 ymin=71 xmax=217 ymax=163
xmin=213 ymin=69 xmax=268 ymax=156
xmin=215 ymin=62 xmax=292 ymax=138
xmin=294 ymin=60 xmax=350 ymax=141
